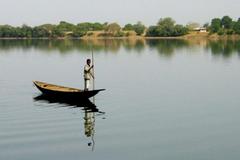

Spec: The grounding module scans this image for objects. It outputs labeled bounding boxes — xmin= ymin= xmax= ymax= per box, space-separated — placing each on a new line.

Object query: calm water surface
xmin=0 ymin=39 xmax=240 ymax=160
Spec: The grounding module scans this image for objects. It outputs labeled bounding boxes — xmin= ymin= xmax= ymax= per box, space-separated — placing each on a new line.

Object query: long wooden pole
xmin=91 ymin=45 xmax=95 ymax=91
xmin=91 ymin=44 xmax=96 ymax=151
xmin=91 ymin=45 xmax=95 ymax=105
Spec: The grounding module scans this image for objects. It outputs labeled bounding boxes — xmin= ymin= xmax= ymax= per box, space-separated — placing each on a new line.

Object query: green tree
xmin=158 ymin=17 xmax=175 ymax=27
xmin=0 ymin=25 xmax=15 ymax=37
xmin=221 ymin=16 xmax=233 ymax=29
xmin=157 ymin=17 xmax=176 ymax=36
xmin=233 ymin=21 xmax=240 ymax=34
xmin=123 ymin=24 xmax=134 ymax=31
xmin=105 ymin=23 xmax=121 ymax=35
xmin=146 ymin=17 xmax=188 ymax=37
xmin=21 ymin=24 xmax=33 ymax=37
xmin=39 ymin=24 xmax=56 ymax=37
xmin=146 ymin=26 xmax=159 ymax=37
xmin=173 ymin=25 xmax=188 ymax=36
xmin=210 ymin=18 xmax=222 ymax=33
xmin=14 ymin=27 xmax=24 ymax=37
xmin=91 ymin=22 xmax=104 ymax=30
xmin=32 ymin=26 xmax=50 ymax=37
xmin=52 ymin=27 xmax=63 ymax=37
xmin=58 ymin=21 xmax=75 ymax=31
xmin=55 ymin=21 xmax=75 ymax=37
xmin=76 ymin=22 xmax=92 ymax=31
xmin=133 ymin=22 xmax=145 ymax=35
xmin=217 ymin=28 xmax=225 ymax=35
xmin=123 ymin=22 xmax=145 ymax=35
xmin=72 ymin=29 xmax=86 ymax=37
xmin=76 ymin=22 xmax=104 ymax=32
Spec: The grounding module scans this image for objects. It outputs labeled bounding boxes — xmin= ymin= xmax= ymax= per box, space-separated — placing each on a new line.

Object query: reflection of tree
xmin=207 ymin=41 xmax=224 ymax=55
xmin=146 ymin=39 xmax=190 ymax=57
xmin=206 ymin=40 xmax=240 ymax=58
xmin=134 ymin=39 xmax=145 ymax=53
xmin=101 ymin=39 xmax=121 ymax=53
xmin=0 ymin=39 xmax=121 ymax=54
xmin=1 ymin=39 xmax=240 ymax=58
xmin=122 ymin=38 xmax=145 ymax=53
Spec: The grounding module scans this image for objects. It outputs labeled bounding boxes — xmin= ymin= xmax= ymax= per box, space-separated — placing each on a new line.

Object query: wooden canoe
xmin=33 ymin=81 xmax=105 ymax=99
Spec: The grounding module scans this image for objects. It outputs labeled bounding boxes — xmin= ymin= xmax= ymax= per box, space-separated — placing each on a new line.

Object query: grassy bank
xmin=1 ymin=31 xmax=240 ymax=40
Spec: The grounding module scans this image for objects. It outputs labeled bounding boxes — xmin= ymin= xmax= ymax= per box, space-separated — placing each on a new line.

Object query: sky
xmin=0 ymin=0 xmax=239 ymax=27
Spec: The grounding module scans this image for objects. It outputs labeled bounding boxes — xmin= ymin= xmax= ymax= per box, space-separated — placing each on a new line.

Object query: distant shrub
xmin=114 ymin=31 xmax=125 ymax=37
xmin=217 ymin=29 xmax=225 ymax=35
xmin=97 ymin=32 xmax=114 ymax=37
xmin=226 ymin=29 xmax=234 ymax=35
xmin=87 ymin=32 xmax=93 ymax=36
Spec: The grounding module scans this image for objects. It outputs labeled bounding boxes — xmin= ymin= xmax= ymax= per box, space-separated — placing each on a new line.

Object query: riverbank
xmin=181 ymin=32 xmax=240 ymax=40
xmin=0 ymin=32 xmax=240 ymax=40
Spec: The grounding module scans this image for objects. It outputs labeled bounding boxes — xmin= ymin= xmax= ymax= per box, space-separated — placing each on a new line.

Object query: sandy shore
xmin=0 ymin=32 xmax=240 ymax=40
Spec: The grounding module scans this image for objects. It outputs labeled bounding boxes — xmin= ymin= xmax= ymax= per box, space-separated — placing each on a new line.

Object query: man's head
xmin=86 ymin=59 xmax=91 ymax=65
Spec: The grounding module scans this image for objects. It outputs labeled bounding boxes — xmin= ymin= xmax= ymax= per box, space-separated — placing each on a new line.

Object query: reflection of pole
xmin=91 ymin=112 xmax=95 ymax=151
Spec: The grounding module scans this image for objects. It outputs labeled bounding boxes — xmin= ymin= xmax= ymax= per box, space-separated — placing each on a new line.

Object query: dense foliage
xmin=209 ymin=16 xmax=240 ymax=35
xmin=123 ymin=22 xmax=145 ymax=35
xmin=0 ymin=16 xmax=239 ymax=38
xmin=0 ymin=21 xmax=107 ymax=38
xmin=0 ymin=18 xmax=188 ymax=38
xmin=146 ymin=17 xmax=189 ymax=37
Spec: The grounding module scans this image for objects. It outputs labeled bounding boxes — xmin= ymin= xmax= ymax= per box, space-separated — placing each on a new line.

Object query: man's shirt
xmin=84 ymin=64 xmax=92 ymax=80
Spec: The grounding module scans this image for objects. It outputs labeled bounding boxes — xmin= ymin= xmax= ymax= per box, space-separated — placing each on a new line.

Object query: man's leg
xmin=84 ymin=79 xmax=88 ymax=91
xmin=86 ymin=80 xmax=90 ymax=90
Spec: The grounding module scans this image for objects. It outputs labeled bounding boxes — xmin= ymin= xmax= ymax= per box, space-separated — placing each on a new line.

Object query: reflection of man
xmin=84 ymin=110 xmax=95 ymax=150
xmin=84 ymin=111 xmax=94 ymax=137
xmin=84 ymin=59 xmax=94 ymax=91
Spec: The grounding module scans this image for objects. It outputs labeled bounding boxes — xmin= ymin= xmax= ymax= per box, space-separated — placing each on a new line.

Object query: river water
xmin=0 ymin=39 xmax=240 ymax=160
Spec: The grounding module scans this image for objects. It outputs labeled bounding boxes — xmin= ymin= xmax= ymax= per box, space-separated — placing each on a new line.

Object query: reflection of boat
xmin=34 ymin=94 xmax=99 ymax=112
xmin=33 ymin=81 xmax=105 ymax=99
xmin=33 ymin=93 xmax=104 ymax=151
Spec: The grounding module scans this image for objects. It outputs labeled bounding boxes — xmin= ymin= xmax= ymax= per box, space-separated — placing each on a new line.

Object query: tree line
xmin=209 ymin=16 xmax=240 ymax=35
xmin=0 ymin=18 xmax=188 ymax=38
xmin=0 ymin=22 xmax=106 ymax=38
xmin=0 ymin=16 xmax=239 ymax=38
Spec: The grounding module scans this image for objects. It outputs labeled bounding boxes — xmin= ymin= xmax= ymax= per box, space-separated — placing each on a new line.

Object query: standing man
xmin=84 ymin=59 xmax=94 ymax=91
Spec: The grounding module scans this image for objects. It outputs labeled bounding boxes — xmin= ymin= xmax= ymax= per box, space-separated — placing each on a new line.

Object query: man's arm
xmin=85 ymin=65 xmax=94 ymax=79
xmin=86 ymin=65 xmax=94 ymax=72
xmin=84 ymin=65 xmax=94 ymax=72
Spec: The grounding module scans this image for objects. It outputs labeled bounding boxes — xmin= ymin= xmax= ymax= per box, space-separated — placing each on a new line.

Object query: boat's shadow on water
xmin=33 ymin=94 xmax=103 ymax=113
